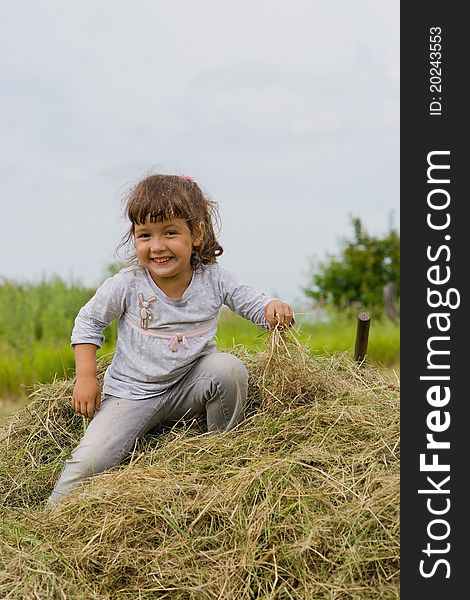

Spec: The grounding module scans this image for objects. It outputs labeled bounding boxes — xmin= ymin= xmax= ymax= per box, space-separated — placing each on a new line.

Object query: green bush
xmin=304 ymin=217 xmax=400 ymax=316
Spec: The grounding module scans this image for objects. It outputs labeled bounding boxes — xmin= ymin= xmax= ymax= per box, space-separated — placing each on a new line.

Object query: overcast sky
xmin=0 ymin=1 xmax=399 ymax=306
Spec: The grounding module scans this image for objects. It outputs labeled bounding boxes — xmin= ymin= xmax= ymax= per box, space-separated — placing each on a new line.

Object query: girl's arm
xmin=72 ymin=343 xmax=101 ymax=419
xmin=70 ymin=272 xmax=128 ymax=418
xmin=71 ymin=273 xmax=127 ymax=349
xmin=218 ymin=266 xmax=294 ymax=328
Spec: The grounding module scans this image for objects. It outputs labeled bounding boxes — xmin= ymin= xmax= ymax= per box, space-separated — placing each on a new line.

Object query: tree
xmin=304 ymin=217 xmax=400 ymax=317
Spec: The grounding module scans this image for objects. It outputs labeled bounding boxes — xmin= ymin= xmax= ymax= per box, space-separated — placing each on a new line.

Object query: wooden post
xmin=354 ymin=311 xmax=371 ymax=364
xmin=383 ymin=282 xmax=399 ymax=322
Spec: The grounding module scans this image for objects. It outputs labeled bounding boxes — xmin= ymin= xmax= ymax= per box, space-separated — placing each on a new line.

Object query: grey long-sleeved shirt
xmin=71 ymin=263 xmax=273 ymax=399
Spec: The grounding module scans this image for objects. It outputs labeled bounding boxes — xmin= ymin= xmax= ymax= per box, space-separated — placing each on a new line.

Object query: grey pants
xmin=46 ymin=352 xmax=247 ymax=507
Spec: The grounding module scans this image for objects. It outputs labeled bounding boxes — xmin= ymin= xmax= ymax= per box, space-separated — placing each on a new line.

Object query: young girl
xmin=46 ymin=174 xmax=294 ymax=507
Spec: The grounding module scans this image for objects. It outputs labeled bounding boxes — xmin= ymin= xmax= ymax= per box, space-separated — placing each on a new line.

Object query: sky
xmin=0 ymin=1 xmax=399 ymax=307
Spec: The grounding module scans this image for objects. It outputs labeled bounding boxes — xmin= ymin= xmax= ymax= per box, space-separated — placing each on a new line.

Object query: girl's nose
xmin=150 ymin=235 xmax=166 ymax=252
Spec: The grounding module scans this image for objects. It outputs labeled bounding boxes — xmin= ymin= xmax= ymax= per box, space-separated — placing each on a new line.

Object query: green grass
xmin=216 ymin=309 xmax=399 ymax=368
xmin=0 ymin=276 xmax=116 ymax=398
xmin=0 ymin=342 xmax=116 ymax=397
xmin=0 ymin=311 xmax=399 ymax=399
xmin=0 ymin=277 xmax=399 ymax=410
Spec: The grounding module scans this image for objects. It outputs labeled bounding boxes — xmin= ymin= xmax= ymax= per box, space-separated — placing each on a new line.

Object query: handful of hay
xmin=0 ymin=328 xmax=399 ymax=599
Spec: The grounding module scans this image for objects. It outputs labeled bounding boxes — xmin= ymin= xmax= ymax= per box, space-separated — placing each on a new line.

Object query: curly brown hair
xmin=118 ymin=174 xmax=223 ymax=270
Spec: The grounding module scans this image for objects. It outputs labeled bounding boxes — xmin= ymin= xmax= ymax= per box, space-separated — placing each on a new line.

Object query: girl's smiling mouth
xmin=151 ymin=257 xmax=173 ymax=264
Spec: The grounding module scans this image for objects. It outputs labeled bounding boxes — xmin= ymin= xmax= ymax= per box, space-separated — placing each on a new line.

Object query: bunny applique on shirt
xmin=135 ymin=291 xmax=210 ymax=352
xmin=138 ymin=293 xmax=157 ymax=329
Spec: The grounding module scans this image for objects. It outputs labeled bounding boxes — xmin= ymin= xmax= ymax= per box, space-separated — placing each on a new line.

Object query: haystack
xmin=0 ymin=329 xmax=399 ymax=599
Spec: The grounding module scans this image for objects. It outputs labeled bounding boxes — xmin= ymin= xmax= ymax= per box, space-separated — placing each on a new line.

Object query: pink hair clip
xmin=181 ymin=174 xmax=193 ymax=182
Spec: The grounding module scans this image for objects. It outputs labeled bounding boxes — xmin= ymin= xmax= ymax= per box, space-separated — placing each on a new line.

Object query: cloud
xmin=0 ymin=1 xmax=399 ymax=302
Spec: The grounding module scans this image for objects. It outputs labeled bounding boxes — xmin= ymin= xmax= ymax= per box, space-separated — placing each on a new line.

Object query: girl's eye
xmin=165 ymin=231 xmax=177 ymax=236
xmin=137 ymin=233 xmax=150 ymax=238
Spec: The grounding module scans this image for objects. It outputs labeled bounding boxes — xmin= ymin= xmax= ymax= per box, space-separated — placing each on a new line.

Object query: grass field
xmin=0 ymin=278 xmax=399 ymax=415
xmin=217 ymin=308 xmax=399 ymax=366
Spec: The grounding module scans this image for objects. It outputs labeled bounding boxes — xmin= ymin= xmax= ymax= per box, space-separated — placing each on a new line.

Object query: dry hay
xmin=0 ymin=328 xmax=399 ymax=599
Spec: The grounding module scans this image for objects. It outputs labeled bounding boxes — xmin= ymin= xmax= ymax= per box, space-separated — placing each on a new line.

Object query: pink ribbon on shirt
xmin=168 ymin=333 xmax=190 ymax=352
xmin=123 ymin=314 xmax=216 ymax=352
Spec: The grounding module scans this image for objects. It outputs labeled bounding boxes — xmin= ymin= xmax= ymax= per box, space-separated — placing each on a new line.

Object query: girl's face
xmin=134 ymin=216 xmax=202 ymax=293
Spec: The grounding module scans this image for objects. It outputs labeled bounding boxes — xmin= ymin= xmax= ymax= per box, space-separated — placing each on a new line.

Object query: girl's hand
xmin=72 ymin=376 xmax=102 ymax=419
xmin=264 ymin=300 xmax=295 ymax=329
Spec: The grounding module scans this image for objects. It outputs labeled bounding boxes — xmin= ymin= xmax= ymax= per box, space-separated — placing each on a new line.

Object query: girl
xmin=46 ymin=174 xmax=294 ymax=507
